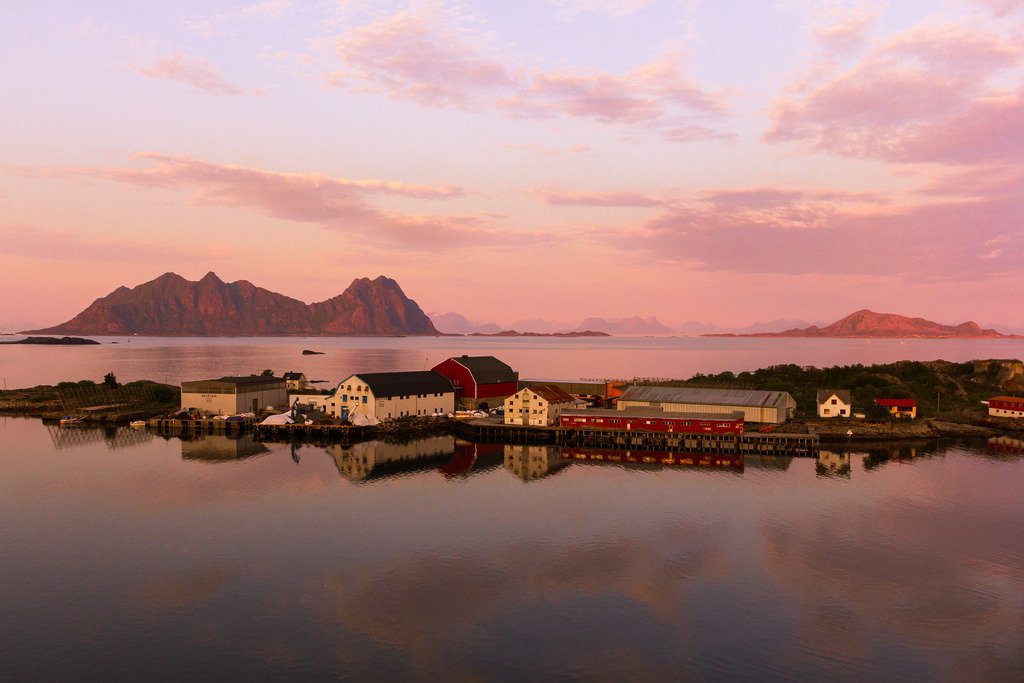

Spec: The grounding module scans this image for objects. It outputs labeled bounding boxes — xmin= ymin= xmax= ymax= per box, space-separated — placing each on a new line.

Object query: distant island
xmin=467 ymin=330 xmax=611 ymax=337
xmin=21 ymin=272 xmax=439 ymax=337
xmin=706 ymin=310 xmax=1020 ymax=339
xmin=0 ymin=336 xmax=100 ymax=346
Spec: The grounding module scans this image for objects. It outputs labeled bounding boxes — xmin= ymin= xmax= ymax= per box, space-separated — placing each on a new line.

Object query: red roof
xmin=875 ymin=398 xmax=916 ymax=408
xmin=528 ymin=384 xmax=575 ymax=402
xmin=990 ymin=396 xmax=1024 ymax=405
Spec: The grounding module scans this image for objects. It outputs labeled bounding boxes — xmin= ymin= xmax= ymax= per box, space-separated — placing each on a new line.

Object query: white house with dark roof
xmin=327 ymin=371 xmax=455 ymax=421
xmin=504 ymin=384 xmax=576 ymax=426
xmin=817 ymin=389 xmax=852 ymax=418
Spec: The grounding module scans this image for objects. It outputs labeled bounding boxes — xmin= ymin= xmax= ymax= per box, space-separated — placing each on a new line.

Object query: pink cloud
xmin=972 ymin=0 xmax=1024 ymax=16
xmin=607 ymin=187 xmax=1023 ymax=279
xmin=14 ymin=155 xmax=509 ymax=250
xmin=135 ymin=54 xmax=244 ymax=95
xmin=327 ymin=9 xmax=727 ymax=138
xmin=766 ymin=22 xmax=1023 ymax=162
xmin=813 ymin=6 xmax=877 ymax=57
xmin=331 ymin=10 xmax=516 ymax=108
xmin=528 ymin=186 xmax=665 ymax=207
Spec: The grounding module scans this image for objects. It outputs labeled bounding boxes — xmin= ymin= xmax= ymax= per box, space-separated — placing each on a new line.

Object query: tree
xmin=103 ymin=372 xmax=119 ymax=389
xmin=260 ymin=369 xmax=275 ymax=377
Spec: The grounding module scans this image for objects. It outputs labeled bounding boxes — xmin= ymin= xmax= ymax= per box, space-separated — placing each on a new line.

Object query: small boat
xmin=59 ymin=415 xmax=83 ymax=426
xmin=129 ymin=420 xmax=147 ymax=428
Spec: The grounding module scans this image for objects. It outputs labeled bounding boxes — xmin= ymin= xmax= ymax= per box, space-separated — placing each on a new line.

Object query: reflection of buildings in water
xmin=816 ymin=450 xmax=851 ymax=478
xmin=179 ymin=433 xmax=270 ymax=462
xmin=503 ymin=444 xmax=564 ymax=482
xmin=440 ymin=440 xmax=504 ymax=478
xmin=862 ymin=442 xmax=933 ymax=470
xmin=560 ymin=447 xmax=744 ymax=472
xmin=326 ymin=436 xmax=457 ymax=482
xmin=46 ymin=424 xmax=155 ymax=451
xmin=987 ymin=436 xmax=1024 ymax=457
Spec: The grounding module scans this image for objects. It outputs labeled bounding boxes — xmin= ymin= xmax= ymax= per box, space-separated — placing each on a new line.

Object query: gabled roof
xmin=446 ymin=355 xmax=517 ymax=384
xmin=524 ymin=384 xmax=575 ymax=402
xmin=875 ymin=398 xmax=916 ymax=408
xmin=346 ymin=371 xmax=454 ymax=398
xmin=817 ymin=389 xmax=852 ymax=405
xmin=283 ymin=372 xmax=305 ymax=381
xmin=562 ymin=408 xmax=744 ymax=421
xmin=618 ymin=385 xmax=793 ymax=409
xmin=183 ymin=375 xmax=284 ymax=389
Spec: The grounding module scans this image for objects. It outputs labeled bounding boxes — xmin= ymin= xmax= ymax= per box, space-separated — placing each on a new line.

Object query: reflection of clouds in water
xmin=760 ymin=499 xmax=1024 ymax=677
xmin=315 ymin=520 xmax=725 ymax=678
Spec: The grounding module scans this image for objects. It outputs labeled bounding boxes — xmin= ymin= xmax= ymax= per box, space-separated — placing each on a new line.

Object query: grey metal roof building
xmin=616 ymin=386 xmax=796 ymax=424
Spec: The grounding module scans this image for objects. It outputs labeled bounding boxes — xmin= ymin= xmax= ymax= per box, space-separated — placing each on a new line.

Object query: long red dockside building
xmin=559 ymin=408 xmax=744 ymax=434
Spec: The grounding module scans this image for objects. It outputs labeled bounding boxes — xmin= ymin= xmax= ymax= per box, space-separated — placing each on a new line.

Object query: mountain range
xmin=707 ymin=309 xmax=1019 ymax=339
xmin=23 ymin=272 xmax=438 ymax=336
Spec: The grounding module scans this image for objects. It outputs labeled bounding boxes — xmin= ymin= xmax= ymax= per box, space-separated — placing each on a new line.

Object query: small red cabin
xmin=559 ymin=408 xmax=744 ymax=434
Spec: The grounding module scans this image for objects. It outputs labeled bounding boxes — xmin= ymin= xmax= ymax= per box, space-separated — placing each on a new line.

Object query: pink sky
xmin=1 ymin=0 xmax=1022 ymax=331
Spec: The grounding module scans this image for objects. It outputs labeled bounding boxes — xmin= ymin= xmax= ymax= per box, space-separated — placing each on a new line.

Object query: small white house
xmin=817 ymin=389 xmax=852 ymax=418
xmin=504 ymin=384 xmax=576 ymax=426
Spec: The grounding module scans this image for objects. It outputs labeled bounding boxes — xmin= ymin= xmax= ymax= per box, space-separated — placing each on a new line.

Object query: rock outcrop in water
xmin=22 ymin=272 xmax=439 ymax=336
xmin=708 ymin=309 xmax=1018 ymax=339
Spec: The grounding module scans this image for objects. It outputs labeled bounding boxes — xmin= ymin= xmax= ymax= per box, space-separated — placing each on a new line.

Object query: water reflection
xmin=3 ymin=417 xmax=1024 ymax=680
xmin=860 ymin=440 xmax=937 ymax=470
xmin=179 ymin=433 xmax=270 ymax=462
xmin=502 ymin=444 xmax=566 ymax=482
xmin=988 ymin=435 xmax=1024 ymax=457
xmin=815 ymin=450 xmax=851 ymax=478
xmin=45 ymin=423 xmax=154 ymax=451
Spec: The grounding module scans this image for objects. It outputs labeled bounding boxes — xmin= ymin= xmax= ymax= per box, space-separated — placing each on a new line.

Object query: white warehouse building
xmin=616 ymin=386 xmax=797 ymax=424
xmin=327 ymin=371 xmax=455 ymax=421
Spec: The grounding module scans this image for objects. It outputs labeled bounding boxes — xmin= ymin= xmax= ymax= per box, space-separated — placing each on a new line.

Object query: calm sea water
xmin=3 ymin=335 xmax=1024 ymax=388
xmin=1 ymin=417 xmax=1022 ymax=680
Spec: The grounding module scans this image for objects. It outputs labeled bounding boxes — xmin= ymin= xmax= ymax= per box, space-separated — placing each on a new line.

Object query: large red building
xmin=559 ymin=408 xmax=744 ymax=434
xmin=988 ymin=396 xmax=1024 ymax=418
xmin=431 ymin=355 xmax=519 ymax=409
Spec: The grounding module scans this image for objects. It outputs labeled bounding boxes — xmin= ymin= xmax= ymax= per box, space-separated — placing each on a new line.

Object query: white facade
xmin=504 ymin=387 xmax=575 ymax=426
xmin=327 ymin=374 xmax=455 ymax=421
xmin=817 ymin=392 xmax=852 ymax=418
xmin=180 ymin=377 xmax=288 ymax=417
xmin=289 ymin=392 xmax=333 ymax=411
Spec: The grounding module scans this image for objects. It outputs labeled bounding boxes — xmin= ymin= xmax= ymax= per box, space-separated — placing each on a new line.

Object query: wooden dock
xmin=253 ymin=422 xmax=376 ymax=442
xmin=149 ymin=417 xmax=259 ymax=434
xmin=453 ymin=418 xmax=819 ymax=456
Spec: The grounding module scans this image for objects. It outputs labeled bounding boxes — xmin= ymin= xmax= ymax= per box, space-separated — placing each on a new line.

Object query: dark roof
xmin=349 ymin=371 xmax=455 ymax=397
xmin=449 ymin=355 xmax=517 ymax=384
xmin=183 ymin=375 xmax=284 ymax=389
xmin=875 ymin=398 xmax=916 ymax=408
xmin=817 ymin=389 xmax=852 ymax=405
xmin=283 ymin=372 xmax=305 ymax=381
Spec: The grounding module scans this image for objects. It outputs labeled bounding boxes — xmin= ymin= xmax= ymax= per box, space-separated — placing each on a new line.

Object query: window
xmin=362 ymin=396 xmax=367 ymax=404
xmin=823 ymin=408 xmax=830 ymax=415
xmin=831 ymin=398 xmax=837 ymax=405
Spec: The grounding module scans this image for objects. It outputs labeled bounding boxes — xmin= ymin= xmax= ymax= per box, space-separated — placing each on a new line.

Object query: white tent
xmin=260 ymin=412 xmax=294 ymax=425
